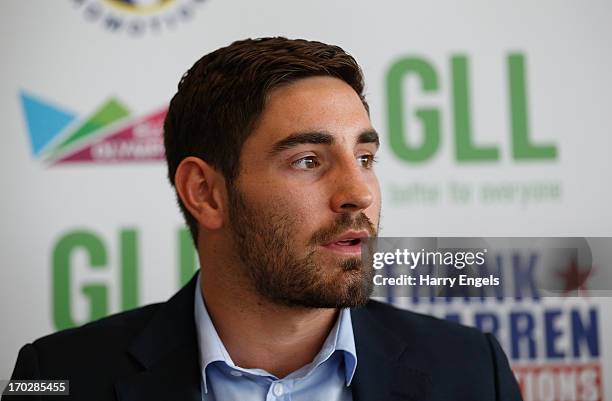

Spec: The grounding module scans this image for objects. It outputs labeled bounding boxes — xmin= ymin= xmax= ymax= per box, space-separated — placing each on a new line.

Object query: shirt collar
xmin=193 ymin=273 xmax=358 ymax=392
xmin=194 ymin=273 xmax=235 ymax=393
xmin=320 ymin=303 xmax=358 ymax=386
xmin=339 ymin=308 xmax=358 ymax=385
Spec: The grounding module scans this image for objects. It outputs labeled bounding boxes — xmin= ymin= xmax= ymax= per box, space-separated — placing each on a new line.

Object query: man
xmin=5 ymin=37 xmax=522 ymax=401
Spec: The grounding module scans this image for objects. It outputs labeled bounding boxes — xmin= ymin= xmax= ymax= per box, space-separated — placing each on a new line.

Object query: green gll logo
xmin=386 ymin=53 xmax=558 ymax=163
xmin=52 ymin=227 xmax=197 ymax=330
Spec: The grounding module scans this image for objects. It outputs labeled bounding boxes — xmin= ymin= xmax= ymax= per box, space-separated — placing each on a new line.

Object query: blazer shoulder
xmin=27 ymin=303 xmax=162 ymax=371
xmin=34 ymin=303 xmax=162 ymax=347
xmin=360 ymin=299 xmax=489 ymax=351
xmin=356 ymin=300 xmax=522 ymax=400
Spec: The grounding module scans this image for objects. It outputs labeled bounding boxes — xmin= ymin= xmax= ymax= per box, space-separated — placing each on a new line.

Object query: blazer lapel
xmin=351 ymin=304 xmax=434 ymax=401
xmin=115 ymin=275 xmax=201 ymax=401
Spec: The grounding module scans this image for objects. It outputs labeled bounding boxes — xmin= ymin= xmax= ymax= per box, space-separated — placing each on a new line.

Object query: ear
xmin=174 ymin=156 xmax=226 ymax=231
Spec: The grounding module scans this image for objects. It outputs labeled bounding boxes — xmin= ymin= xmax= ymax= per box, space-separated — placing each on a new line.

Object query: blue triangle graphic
xmin=19 ymin=90 xmax=77 ymax=156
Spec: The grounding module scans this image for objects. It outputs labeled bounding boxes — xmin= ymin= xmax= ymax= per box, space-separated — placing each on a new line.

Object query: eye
xmin=357 ymin=154 xmax=377 ymax=169
xmin=291 ymin=155 xmax=321 ymax=170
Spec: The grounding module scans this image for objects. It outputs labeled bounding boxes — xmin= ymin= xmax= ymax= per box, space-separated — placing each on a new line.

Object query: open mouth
xmin=335 ymin=238 xmax=362 ymax=246
xmin=322 ymin=235 xmax=366 ymax=254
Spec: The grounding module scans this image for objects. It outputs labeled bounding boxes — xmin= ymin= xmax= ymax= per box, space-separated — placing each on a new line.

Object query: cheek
xmin=276 ymin=189 xmax=332 ymax=239
xmin=280 ymin=189 xmax=322 ymax=224
xmin=251 ymin=183 xmax=319 ymax=225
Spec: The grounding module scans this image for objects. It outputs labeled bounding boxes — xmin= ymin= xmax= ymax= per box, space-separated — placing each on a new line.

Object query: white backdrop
xmin=1 ymin=1 xmax=611 ymax=400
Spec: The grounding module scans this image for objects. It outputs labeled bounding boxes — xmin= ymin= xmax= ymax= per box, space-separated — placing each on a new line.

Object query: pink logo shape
xmin=54 ymin=108 xmax=167 ymax=164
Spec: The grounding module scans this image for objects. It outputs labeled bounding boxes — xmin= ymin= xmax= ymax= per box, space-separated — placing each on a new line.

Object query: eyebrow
xmin=268 ymin=129 xmax=380 ymax=157
xmin=358 ymin=130 xmax=380 ymax=149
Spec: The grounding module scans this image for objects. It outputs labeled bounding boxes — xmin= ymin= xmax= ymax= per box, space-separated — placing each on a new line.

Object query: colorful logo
xmin=20 ymin=90 xmax=166 ymax=165
xmin=72 ymin=0 xmax=207 ymax=36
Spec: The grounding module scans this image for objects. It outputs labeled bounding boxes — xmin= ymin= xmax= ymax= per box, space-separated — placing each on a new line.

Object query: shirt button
xmin=272 ymin=383 xmax=284 ymax=396
xmin=230 ymin=370 xmax=243 ymax=377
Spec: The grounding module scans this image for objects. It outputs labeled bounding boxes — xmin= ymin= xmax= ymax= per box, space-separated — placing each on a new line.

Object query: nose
xmin=329 ymin=159 xmax=374 ymax=214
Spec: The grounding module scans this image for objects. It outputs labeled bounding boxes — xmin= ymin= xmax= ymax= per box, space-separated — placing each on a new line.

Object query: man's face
xmin=227 ymin=76 xmax=381 ymax=308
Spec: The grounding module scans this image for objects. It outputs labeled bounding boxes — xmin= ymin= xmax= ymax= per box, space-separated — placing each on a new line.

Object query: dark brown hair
xmin=164 ymin=37 xmax=368 ymax=243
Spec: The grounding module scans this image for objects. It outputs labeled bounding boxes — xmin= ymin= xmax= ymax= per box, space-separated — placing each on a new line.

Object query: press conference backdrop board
xmin=1 ymin=1 xmax=611 ymax=400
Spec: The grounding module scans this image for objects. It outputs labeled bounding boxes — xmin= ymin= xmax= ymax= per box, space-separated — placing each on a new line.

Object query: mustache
xmin=309 ymin=213 xmax=377 ymax=246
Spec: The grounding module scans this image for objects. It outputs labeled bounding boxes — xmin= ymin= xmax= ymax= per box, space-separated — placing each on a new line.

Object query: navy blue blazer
xmin=4 ymin=274 xmax=522 ymax=401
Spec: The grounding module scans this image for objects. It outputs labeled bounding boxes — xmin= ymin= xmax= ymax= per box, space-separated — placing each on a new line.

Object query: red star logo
xmin=556 ymin=258 xmax=592 ymax=296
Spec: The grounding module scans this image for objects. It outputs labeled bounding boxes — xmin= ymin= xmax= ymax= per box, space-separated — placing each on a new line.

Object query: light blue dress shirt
xmin=194 ymin=274 xmax=357 ymax=401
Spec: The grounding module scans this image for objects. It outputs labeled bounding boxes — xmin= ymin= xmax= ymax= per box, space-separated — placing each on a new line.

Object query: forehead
xmin=247 ymin=76 xmax=372 ymax=147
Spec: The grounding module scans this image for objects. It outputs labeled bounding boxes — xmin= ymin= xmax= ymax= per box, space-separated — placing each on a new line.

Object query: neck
xmin=198 ymin=255 xmax=338 ymax=378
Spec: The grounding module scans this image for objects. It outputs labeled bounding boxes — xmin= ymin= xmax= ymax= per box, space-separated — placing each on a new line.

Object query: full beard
xmin=227 ymin=187 xmax=377 ymax=308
